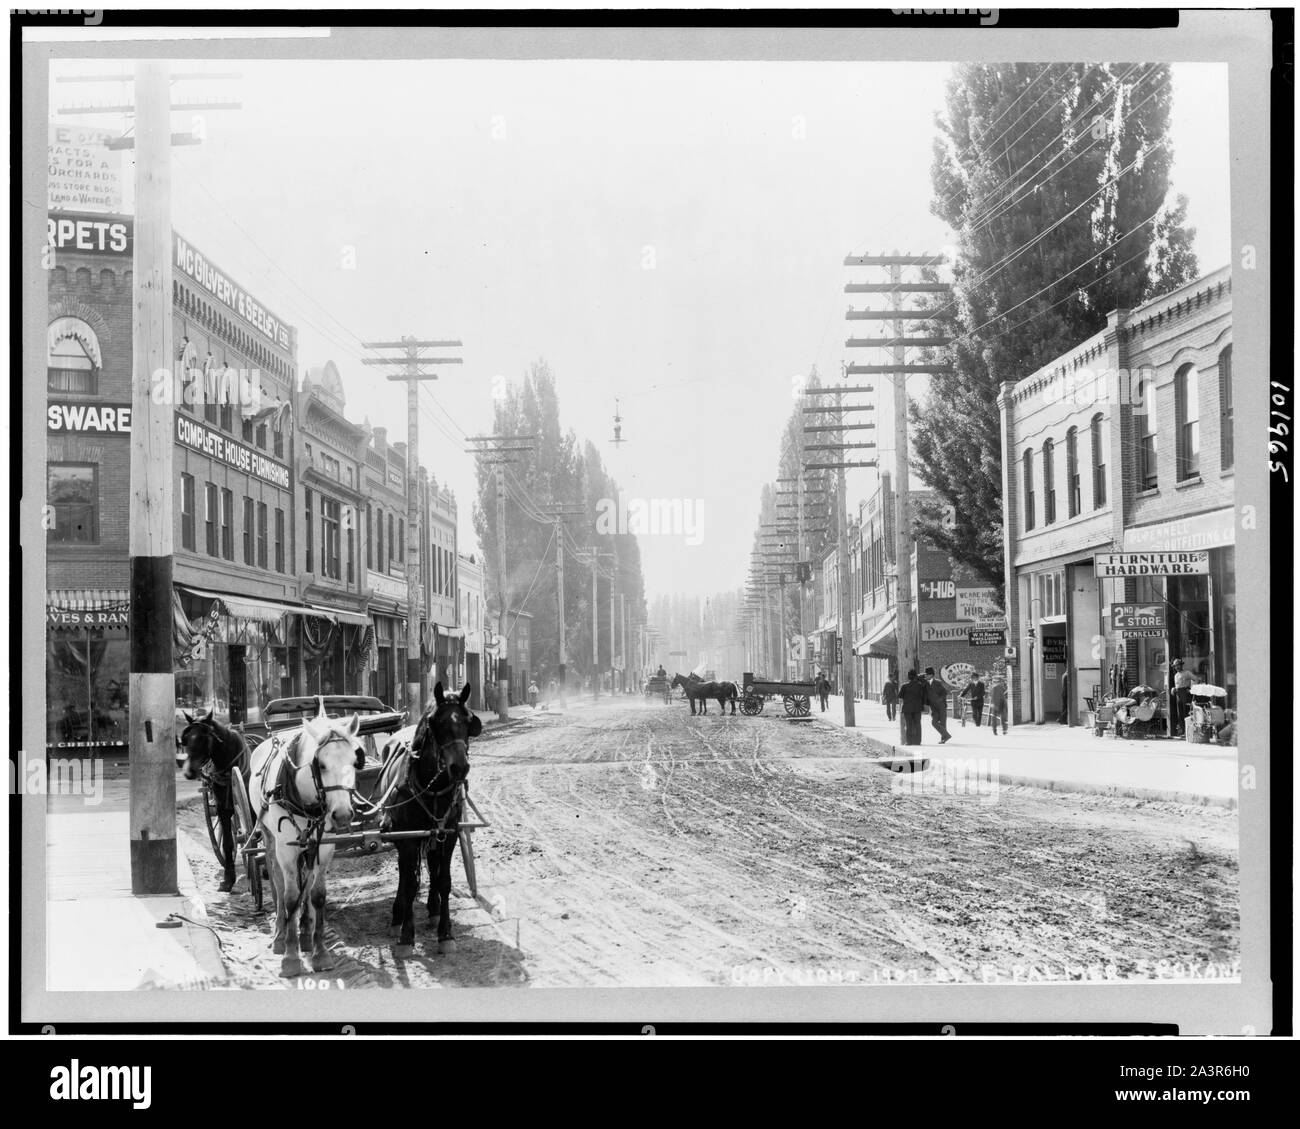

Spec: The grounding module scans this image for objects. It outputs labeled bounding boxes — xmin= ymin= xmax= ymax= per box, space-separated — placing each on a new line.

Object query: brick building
xmin=998 ymin=266 xmax=1234 ymax=726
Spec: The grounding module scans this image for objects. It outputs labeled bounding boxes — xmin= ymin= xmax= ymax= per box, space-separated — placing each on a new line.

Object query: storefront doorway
xmin=1039 ymin=622 xmax=1068 ymax=722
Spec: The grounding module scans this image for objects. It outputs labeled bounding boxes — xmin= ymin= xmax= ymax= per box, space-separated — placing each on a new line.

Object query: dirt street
xmin=178 ymin=698 xmax=1239 ymax=989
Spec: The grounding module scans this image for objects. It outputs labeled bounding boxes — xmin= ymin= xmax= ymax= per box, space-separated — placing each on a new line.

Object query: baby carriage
xmin=1111 ymin=684 xmax=1163 ymax=740
xmin=1187 ymin=684 xmax=1228 ymax=744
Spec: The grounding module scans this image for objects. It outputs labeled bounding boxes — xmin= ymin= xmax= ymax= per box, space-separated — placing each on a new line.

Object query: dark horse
xmin=176 ymin=709 xmax=251 ymax=892
xmin=671 ymin=673 xmax=739 ymax=715
xmin=378 ymin=682 xmax=481 ymax=955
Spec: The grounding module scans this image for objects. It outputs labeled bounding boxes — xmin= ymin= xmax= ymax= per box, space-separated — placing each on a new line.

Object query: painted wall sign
xmin=1094 ymin=551 xmax=1210 ymax=577
xmin=920 ymin=622 xmax=973 ymax=643
xmin=175 ymin=414 xmax=291 ymax=489
xmin=918 ymin=579 xmax=955 ymax=600
xmin=48 ymin=607 xmax=128 ymax=627
xmin=955 ymin=586 xmax=1002 ymax=623
xmin=48 ymin=402 xmax=132 ymax=433
xmin=1123 ymin=508 xmax=1235 ymax=552
xmin=173 ymin=234 xmax=292 ymax=350
xmin=46 ymin=213 xmax=132 ymax=255
xmin=48 ymin=125 xmax=124 ymax=212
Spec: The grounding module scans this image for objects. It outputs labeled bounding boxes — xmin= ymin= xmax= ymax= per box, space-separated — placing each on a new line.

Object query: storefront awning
xmin=855 ymin=611 xmax=897 ymax=657
xmin=180 ymin=586 xmax=311 ymax=624
xmin=309 ymin=604 xmax=372 ymax=627
xmin=48 ymin=588 xmax=130 ymax=612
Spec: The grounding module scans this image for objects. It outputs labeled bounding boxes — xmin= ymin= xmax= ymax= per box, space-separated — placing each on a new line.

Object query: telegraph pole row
xmin=544 ymin=504 xmax=586 ymax=708
xmin=468 ymin=434 xmax=538 ymax=720
xmin=843 ymin=252 xmax=951 ymax=741
xmin=579 ymin=549 xmax=614 ymax=697
xmin=801 ymin=379 xmax=877 ymax=728
xmin=363 ymin=336 xmax=463 ymax=719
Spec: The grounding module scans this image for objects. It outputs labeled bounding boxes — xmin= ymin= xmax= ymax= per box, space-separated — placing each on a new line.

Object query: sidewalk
xmin=46 ymin=789 xmax=229 ymax=991
xmin=812 ymin=695 xmax=1237 ymax=808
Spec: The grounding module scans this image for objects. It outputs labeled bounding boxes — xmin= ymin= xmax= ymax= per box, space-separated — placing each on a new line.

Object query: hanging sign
xmin=1095 ymin=551 xmax=1209 ymax=577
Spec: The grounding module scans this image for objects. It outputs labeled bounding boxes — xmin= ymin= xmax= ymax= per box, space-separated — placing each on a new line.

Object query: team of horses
xmin=176 ymin=672 xmax=740 ymax=976
xmin=176 ymin=682 xmax=480 ymax=977
xmin=670 ymin=672 xmax=740 ymax=715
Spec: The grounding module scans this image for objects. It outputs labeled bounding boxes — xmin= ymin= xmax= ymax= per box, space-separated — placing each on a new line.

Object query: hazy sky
xmin=52 ymin=59 xmax=1230 ymax=601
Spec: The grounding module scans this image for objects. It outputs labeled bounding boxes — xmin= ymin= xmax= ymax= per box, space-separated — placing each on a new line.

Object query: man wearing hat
xmin=924 ymin=667 xmax=952 ymax=744
xmin=1171 ymin=658 xmax=1196 ymax=737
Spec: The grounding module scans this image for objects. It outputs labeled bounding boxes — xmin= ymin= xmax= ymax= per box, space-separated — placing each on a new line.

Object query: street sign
xmin=835 ymin=636 xmax=843 ymax=665
xmin=918 ymin=579 xmax=956 ymax=600
xmin=967 ymin=628 xmax=1005 ymax=647
xmin=1111 ymin=603 xmax=1166 ymax=631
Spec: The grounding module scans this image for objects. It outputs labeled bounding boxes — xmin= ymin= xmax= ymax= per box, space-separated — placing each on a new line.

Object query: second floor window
xmin=398 ymin=518 xmax=405 ymax=563
xmin=48 ymin=463 xmax=97 ymax=543
xmin=243 ymin=496 xmax=255 ymax=564
xmin=1023 ymin=449 xmax=1035 ymax=532
xmin=1042 ymin=439 xmax=1056 ymax=524
xmin=220 ymin=489 xmax=234 ymax=561
xmin=1175 ymin=362 xmax=1200 ymax=480
xmin=1220 ymin=346 xmax=1234 ymax=470
xmin=321 ymin=496 xmax=341 ymax=580
xmin=366 ymin=504 xmax=373 ymax=569
xmin=257 ymin=502 xmax=268 ymax=569
xmin=1065 ymin=427 xmax=1080 ymax=518
xmin=305 ymin=487 xmax=314 ymax=573
xmin=375 ymin=508 xmax=384 ymax=572
xmin=180 ymin=473 xmax=195 ymax=550
xmin=274 ymin=508 xmax=285 ymax=573
xmin=1091 ymin=413 xmax=1107 ymax=508
xmin=205 ymin=483 xmax=219 ymax=556
xmin=1139 ymin=372 xmax=1158 ymax=490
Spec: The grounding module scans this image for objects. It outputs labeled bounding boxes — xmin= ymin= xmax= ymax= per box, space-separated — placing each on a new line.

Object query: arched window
xmin=1042 ymin=439 xmax=1056 ymax=524
xmin=1065 ymin=427 xmax=1080 ymax=518
xmin=1219 ymin=347 xmax=1233 ymax=469
xmin=1139 ymin=371 xmax=1158 ymax=490
xmin=47 ymin=317 xmax=101 ymax=393
xmin=1174 ymin=362 xmax=1200 ymax=480
xmin=1091 ymin=413 xmax=1107 ymax=507
xmin=1023 ymin=449 xmax=1035 ymax=532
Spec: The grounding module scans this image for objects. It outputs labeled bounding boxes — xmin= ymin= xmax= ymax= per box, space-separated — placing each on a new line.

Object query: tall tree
xmin=910 ymin=63 xmax=1198 ymax=595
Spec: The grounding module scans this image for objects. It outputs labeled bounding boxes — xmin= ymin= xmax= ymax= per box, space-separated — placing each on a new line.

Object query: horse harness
xmin=257 ymin=730 xmax=356 ymax=866
xmin=383 ymin=728 xmax=467 ymax=846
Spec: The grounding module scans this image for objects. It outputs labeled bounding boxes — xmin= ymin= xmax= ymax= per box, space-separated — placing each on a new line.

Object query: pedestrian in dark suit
xmin=817 ymin=673 xmax=831 ymax=711
xmin=989 ymin=679 xmax=1007 ymax=734
xmin=898 ymin=670 xmax=927 ymax=745
xmin=962 ymin=675 xmax=986 ymax=726
xmin=924 ymin=667 xmax=951 ymax=744
xmin=881 ymin=675 xmax=899 ymax=721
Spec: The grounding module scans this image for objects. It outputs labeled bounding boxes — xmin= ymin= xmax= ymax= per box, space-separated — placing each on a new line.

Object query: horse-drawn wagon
xmin=186 ymin=692 xmax=489 ymax=925
xmin=644 ymin=674 xmax=673 ymax=704
xmin=739 ymin=672 xmax=816 ymax=717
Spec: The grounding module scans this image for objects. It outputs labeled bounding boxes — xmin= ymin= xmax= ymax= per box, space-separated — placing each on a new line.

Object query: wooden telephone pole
xmin=580 ymin=549 xmax=614 ymax=696
xmin=80 ymin=61 xmax=241 ymax=895
xmin=468 ymin=434 xmax=536 ymax=719
xmin=845 ymin=252 xmax=951 ymax=740
xmin=362 ymin=338 xmax=463 ymax=717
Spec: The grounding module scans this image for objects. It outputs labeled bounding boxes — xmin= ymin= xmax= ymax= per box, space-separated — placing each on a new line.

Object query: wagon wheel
xmin=458 ymin=828 xmax=478 ymax=899
xmin=201 ymin=780 xmax=226 ymax=865
xmin=229 ymin=770 xmax=264 ymax=911
xmin=784 ymin=694 xmax=811 ymax=717
xmin=740 ymin=693 xmax=763 ymax=716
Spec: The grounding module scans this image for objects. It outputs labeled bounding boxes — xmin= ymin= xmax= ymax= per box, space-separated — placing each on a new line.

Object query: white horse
xmin=248 ymin=707 xmax=363 ymax=978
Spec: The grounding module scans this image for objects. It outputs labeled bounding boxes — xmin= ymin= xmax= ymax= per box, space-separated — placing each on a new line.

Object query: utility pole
xmin=545 ymin=504 xmax=585 ymax=708
xmin=468 ymin=433 xmax=537 ymax=720
xmin=619 ymin=593 xmax=627 ymax=694
xmin=844 ymin=252 xmax=951 ymax=740
xmin=580 ymin=549 xmax=613 ymax=696
xmin=126 ymin=60 xmax=178 ymax=895
xmin=363 ymin=337 xmax=463 ymax=717
xmin=609 ymin=581 xmax=616 ymax=693
xmin=75 ymin=60 xmax=242 ymax=894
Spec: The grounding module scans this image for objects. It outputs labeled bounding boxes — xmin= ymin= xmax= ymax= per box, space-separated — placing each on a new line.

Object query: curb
xmin=839 ymin=728 xmax=1237 ymax=810
xmin=172 ymin=829 xmax=235 ymax=982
